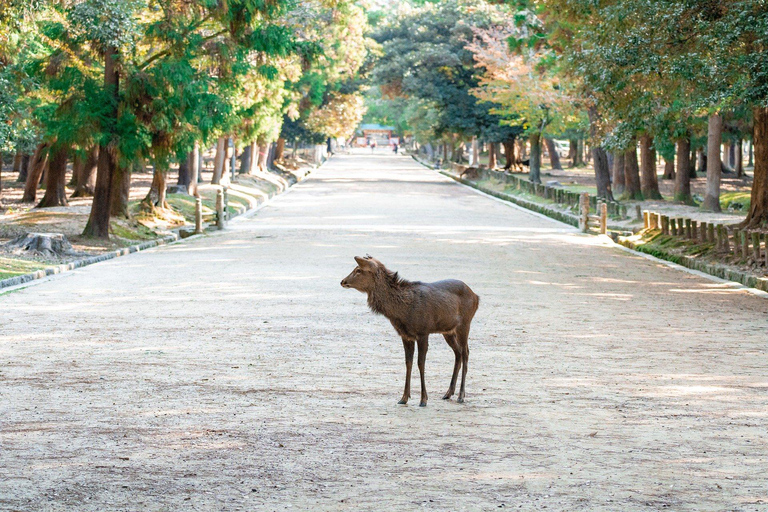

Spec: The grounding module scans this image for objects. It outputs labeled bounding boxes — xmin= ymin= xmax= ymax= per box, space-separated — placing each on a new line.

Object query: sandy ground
xmin=1 ymin=151 xmax=768 ymax=511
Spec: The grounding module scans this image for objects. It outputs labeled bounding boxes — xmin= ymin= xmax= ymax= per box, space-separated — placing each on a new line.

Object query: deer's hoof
xmin=419 ymin=401 xmax=427 ymax=407
xmin=397 ymin=399 xmax=408 ymax=405
xmin=457 ymin=397 xmax=465 ymax=404
xmin=442 ymin=392 xmax=452 ymax=400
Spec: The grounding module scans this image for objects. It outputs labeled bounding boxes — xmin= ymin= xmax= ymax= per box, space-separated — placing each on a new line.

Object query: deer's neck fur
xmin=366 ymin=268 xmax=415 ymax=321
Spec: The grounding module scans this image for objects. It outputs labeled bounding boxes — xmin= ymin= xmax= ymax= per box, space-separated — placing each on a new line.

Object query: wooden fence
xmin=643 ymin=210 xmax=768 ymax=266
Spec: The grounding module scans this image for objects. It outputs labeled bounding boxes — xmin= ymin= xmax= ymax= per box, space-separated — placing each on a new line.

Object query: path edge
xmin=410 ymin=154 xmax=768 ymax=298
xmin=0 ymin=163 xmax=321 ymax=292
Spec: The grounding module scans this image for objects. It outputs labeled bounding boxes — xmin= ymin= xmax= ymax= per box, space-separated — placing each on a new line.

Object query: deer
xmin=340 ymin=256 xmax=479 ymax=407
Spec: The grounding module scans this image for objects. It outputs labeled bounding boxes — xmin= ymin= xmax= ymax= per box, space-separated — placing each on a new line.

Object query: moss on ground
xmin=720 ymin=191 xmax=751 ymax=212
xmin=0 ymin=257 xmax=49 ymax=280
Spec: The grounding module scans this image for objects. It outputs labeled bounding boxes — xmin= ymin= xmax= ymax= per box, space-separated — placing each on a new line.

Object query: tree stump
xmin=3 ymin=233 xmax=76 ymax=258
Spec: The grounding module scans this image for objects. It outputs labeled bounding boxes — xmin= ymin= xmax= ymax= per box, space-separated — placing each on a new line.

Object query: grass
xmin=720 ymin=191 xmax=751 ymax=212
xmin=0 ymin=256 xmax=49 ymax=280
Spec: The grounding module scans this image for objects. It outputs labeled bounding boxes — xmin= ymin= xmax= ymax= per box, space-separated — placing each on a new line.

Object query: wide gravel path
xmin=2 ymin=152 xmax=767 ymax=511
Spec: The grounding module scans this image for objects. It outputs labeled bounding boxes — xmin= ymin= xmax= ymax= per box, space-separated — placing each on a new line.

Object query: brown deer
xmin=341 ymin=256 xmax=479 ymax=406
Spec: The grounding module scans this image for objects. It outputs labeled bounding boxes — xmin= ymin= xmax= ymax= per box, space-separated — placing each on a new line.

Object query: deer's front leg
xmin=417 ymin=335 xmax=429 ymax=407
xmin=399 ymin=338 xmax=415 ymax=405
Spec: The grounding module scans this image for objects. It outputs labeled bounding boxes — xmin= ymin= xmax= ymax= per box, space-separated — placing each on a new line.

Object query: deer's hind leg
xmin=456 ymin=324 xmax=471 ymax=403
xmin=416 ymin=335 xmax=429 ymax=407
xmin=442 ymin=332 xmax=462 ymax=400
xmin=399 ymin=338 xmax=415 ymax=405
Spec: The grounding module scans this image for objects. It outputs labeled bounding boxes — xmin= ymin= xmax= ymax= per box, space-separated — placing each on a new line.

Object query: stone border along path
xmin=411 ymin=155 xmax=768 ymax=299
xmin=0 ymin=164 xmax=318 ymax=292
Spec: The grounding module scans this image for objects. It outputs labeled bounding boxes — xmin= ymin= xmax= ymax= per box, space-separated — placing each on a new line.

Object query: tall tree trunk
xmin=674 ymin=137 xmax=694 ymax=204
xmin=142 ymin=161 xmax=168 ymax=211
xmin=730 ymin=142 xmax=737 ymax=169
xmin=503 ymin=138 xmax=515 ymax=170
xmin=639 ymin=135 xmax=662 ymax=199
xmin=742 ymin=107 xmax=768 ymax=227
xmin=529 ymin=133 xmax=542 ymax=183
xmin=71 ymin=147 xmax=98 ymax=198
xmin=695 ymin=149 xmax=705 ymax=176
xmin=587 ymin=107 xmax=613 ymax=199
xmin=735 ymin=139 xmax=743 ymax=178
xmin=84 ymin=46 xmax=119 ymax=238
xmin=274 ymin=137 xmax=286 ymax=162
xmin=12 ymin=152 xmax=22 ymax=176
xmin=689 ymin=147 xmax=698 ymax=178
xmin=17 ymin=154 xmax=30 ymax=182
xmin=69 ymin=151 xmax=83 ymax=187
xmin=240 ymin=144 xmax=252 ymax=174
xmin=212 ymin=136 xmax=226 ymax=184
xmin=188 ymin=142 xmax=200 ymax=197
xmin=568 ymin=139 xmax=577 ymax=167
xmin=177 ymin=154 xmax=190 ymax=189
xmin=748 ymin=140 xmax=753 ymax=167
xmin=247 ymin=141 xmax=257 ymax=174
xmin=612 ymin=152 xmax=625 ymax=196
xmin=22 ymin=143 xmax=49 ymax=202
xmin=703 ymin=113 xmax=723 ymax=211
xmin=723 ymin=142 xmax=732 ymax=170
xmin=592 ymin=146 xmax=612 ymax=200
xmin=488 ymin=142 xmax=497 ymax=169
xmin=471 ymin=137 xmax=479 ymax=166
xmin=544 ymin=138 xmax=562 ymax=170
xmin=109 ymin=160 xmax=131 ymax=218
xmin=663 ymin=156 xmax=675 ymax=179
xmin=623 ymin=141 xmax=643 ymax=200
xmin=37 ymin=145 xmax=69 ymax=207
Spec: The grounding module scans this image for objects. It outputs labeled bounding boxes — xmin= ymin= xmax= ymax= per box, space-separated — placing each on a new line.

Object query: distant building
xmin=357 ymin=124 xmax=397 ymax=146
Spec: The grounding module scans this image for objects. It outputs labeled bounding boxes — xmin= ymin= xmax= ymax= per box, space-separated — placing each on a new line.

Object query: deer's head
xmin=341 ymin=255 xmax=379 ymax=293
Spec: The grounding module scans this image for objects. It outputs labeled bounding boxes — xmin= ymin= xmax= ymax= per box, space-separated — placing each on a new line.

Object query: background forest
xmin=2 ymin=0 xmax=768 ymax=244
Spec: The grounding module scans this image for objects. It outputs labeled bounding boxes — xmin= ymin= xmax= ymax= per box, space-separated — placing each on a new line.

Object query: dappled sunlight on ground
xmin=1 ymin=153 xmax=767 ymax=510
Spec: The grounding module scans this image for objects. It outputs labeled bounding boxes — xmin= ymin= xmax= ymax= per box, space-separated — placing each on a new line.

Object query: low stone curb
xmin=412 ymin=154 xmax=768 ymax=294
xmin=0 ymin=234 xmax=180 ymax=290
xmin=411 ymin=154 xmax=629 ymax=231
xmin=0 ymin=163 xmax=319 ymax=292
xmin=617 ymin=237 xmax=768 ymax=293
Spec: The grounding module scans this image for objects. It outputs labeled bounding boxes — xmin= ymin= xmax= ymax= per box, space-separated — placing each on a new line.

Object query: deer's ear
xmin=354 ymin=256 xmax=375 ymax=269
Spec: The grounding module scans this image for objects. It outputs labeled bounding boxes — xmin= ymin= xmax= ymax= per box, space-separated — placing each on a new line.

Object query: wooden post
xmin=685 ymin=218 xmax=692 ymax=239
xmin=643 ymin=210 xmax=650 ymax=229
xmin=723 ymin=227 xmax=731 ymax=253
xmin=635 ymin=204 xmax=642 ymax=221
xmin=708 ymin=223 xmax=715 ymax=244
xmin=733 ymin=229 xmax=741 ymax=257
xmin=223 ymin=186 xmax=229 ymax=222
xmin=716 ymin=225 xmax=724 ymax=251
xmin=699 ymin=222 xmax=708 ymax=242
xmin=741 ymin=230 xmax=749 ymax=260
xmin=649 ymin=212 xmax=658 ymax=230
xmin=669 ymin=218 xmax=677 ymax=236
xmin=216 ymin=188 xmax=225 ymax=230
xmin=751 ymin=232 xmax=761 ymax=262
xmin=600 ymin=202 xmax=608 ymax=235
xmin=660 ymin=215 xmax=669 ymax=235
xmin=194 ymin=197 xmax=203 ymax=234
xmin=580 ymin=193 xmax=590 ymax=232
xmin=765 ymin=234 xmax=768 ymax=267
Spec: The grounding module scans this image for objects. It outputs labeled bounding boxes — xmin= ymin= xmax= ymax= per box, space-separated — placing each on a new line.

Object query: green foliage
xmin=371 ymin=0 xmax=521 ymax=144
